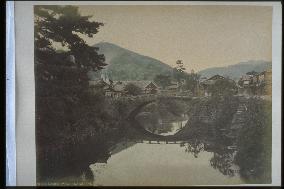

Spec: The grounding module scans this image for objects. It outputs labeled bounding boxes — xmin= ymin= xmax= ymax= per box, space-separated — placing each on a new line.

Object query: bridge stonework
xmin=123 ymin=95 xmax=196 ymax=141
xmin=122 ymin=95 xmax=250 ymax=142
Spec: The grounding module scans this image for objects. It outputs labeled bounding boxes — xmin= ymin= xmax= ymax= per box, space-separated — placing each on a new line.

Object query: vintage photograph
xmin=34 ymin=4 xmax=273 ymax=186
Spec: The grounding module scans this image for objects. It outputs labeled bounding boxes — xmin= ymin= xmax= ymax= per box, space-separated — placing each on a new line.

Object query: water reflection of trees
xmin=181 ymin=139 xmax=204 ymax=158
xmin=181 ymin=96 xmax=272 ymax=184
xmin=181 ymin=138 xmax=238 ymax=177
xmin=210 ymin=151 xmax=237 ymax=177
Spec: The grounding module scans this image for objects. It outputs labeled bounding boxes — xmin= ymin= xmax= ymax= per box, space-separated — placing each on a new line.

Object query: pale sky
xmin=77 ymin=5 xmax=272 ymax=72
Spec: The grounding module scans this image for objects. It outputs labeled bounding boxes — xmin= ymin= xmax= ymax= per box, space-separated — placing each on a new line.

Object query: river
xmin=87 ymin=98 xmax=270 ymax=186
xmin=90 ymin=141 xmax=245 ymax=186
xmin=89 ymin=115 xmax=245 ymax=186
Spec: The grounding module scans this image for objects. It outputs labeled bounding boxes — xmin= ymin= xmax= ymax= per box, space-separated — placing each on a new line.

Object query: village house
xmin=88 ymin=72 xmax=116 ymax=97
xmin=240 ymin=75 xmax=251 ymax=87
xmin=88 ymin=78 xmax=112 ymax=94
xmin=238 ymin=69 xmax=272 ymax=96
xmin=109 ymin=81 xmax=126 ymax=98
xmin=111 ymin=80 xmax=159 ymax=97
xmin=88 ymin=79 xmax=125 ymax=98
xmin=98 ymin=81 xmax=159 ymax=98
xmin=199 ymin=75 xmax=224 ymax=96
xmin=199 ymin=77 xmax=208 ymax=83
xmin=143 ymin=81 xmax=159 ymax=94
xmin=199 ymin=75 xmax=236 ymax=97
xmin=160 ymin=82 xmax=179 ymax=96
xmin=258 ymin=69 xmax=272 ymax=96
xmin=105 ymin=87 xmax=124 ymax=98
xmin=238 ymin=74 xmax=255 ymax=95
xmin=162 ymin=81 xmax=193 ymax=96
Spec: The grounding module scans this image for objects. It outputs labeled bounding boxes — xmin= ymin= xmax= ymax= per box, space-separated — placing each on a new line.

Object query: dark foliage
xmin=182 ymin=96 xmax=271 ymax=183
xmin=208 ymin=79 xmax=238 ymax=97
xmin=124 ymin=83 xmax=142 ymax=96
xmin=235 ymin=99 xmax=272 ymax=183
xmin=34 ymin=5 xmax=106 ymax=71
xmin=34 ymin=5 xmax=122 ymax=182
xmin=183 ymin=73 xmax=201 ymax=95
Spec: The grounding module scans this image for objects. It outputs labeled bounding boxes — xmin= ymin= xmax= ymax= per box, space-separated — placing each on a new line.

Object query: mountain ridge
xmin=88 ymin=42 xmax=271 ymax=81
xmin=198 ymin=60 xmax=271 ymax=80
xmin=88 ymin=42 xmax=173 ymax=81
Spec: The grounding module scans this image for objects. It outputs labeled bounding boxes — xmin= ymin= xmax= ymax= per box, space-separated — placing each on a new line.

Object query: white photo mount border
xmin=13 ymin=1 xmax=282 ymax=186
xmin=6 ymin=1 xmax=16 ymax=186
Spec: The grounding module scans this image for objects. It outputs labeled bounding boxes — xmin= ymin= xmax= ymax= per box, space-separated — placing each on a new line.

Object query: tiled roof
xmin=200 ymin=74 xmax=235 ymax=85
xmin=113 ymin=80 xmax=158 ymax=92
xmin=207 ymin=75 xmax=225 ymax=80
xmin=166 ymin=85 xmax=179 ymax=89
xmin=241 ymin=75 xmax=252 ymax=80
xmin=89 ymin=79 xmax=109 ymax=87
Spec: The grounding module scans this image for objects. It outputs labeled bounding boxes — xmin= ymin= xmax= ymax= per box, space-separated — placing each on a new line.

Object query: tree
xmin=173 ymin=60 xmax=187 ymax=82
xmin=154 ymin=74 xmax=171 ymax=89
xmin=34 ymin=5 xmax=108 ymax=179
xmin=246 ymin=71 xmax=259 ymax=95
xmin=124 ymin=83 xmax=142 ymax=96
xmin=235 ymin=99 xmax=272 ymax=183
xmin=246 ymin=71 xmax=259 ymax=76
xmin=208 ymin=78 xmax=238 ymax=97
xmin=34 ymin=5 xmax=106 ymax=72
xmin=175 ymin=60 xmax=186 ymax=73
xmin=34 ymin=5 xmax=109 ymax=98
xmin=184 ymin=73 xmax=201 ymax=95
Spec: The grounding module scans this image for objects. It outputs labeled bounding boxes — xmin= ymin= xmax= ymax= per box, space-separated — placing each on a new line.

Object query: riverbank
xmin=36 ymin=91 xmax=132 ymax=184
xmin=178 ymin=95 xmax=272 ymax=184
xmin=235 ymin=98 xmax=272 ymax=183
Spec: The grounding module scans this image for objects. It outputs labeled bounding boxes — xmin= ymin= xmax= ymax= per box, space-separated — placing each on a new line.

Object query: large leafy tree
xmin=34 ymin=5 xmax=106 ymax=71
xmin=173 ymin=60 xmax=187 ymax=82
xmin=34 ymin=5 xmax=108 ymax=99
xmin=34 ymin=6 xmax=108 ymax=179
xmin=208 ymin=78 xmax=238 ymax=97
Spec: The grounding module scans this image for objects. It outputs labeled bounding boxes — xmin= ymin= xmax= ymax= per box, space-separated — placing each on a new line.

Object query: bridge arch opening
xmin=126 ymin=97 xmax=193 ymax=140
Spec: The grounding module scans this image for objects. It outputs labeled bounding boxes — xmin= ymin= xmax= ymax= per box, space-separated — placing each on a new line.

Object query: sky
xmin=77 ymin=5 xmax=272 ymax=72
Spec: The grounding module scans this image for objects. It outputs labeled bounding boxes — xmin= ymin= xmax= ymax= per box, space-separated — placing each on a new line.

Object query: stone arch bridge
xmin=114 ymin=94 xmax=248 ymax=143
xmin=116 ymin=94 xmax=198 ymax=142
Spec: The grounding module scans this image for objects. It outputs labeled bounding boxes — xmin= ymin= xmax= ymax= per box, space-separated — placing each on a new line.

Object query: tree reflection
xmin=181 ymin=139 xmax=204 ymax=158
xmin=210 ymin=151 xmax=238 ymax=177
xmin=182 ymin=135 xmax=239 ymax=177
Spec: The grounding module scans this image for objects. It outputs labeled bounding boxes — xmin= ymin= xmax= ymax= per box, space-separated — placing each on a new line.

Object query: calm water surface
xmin=158 ymin=114 xmax=188 ymax=136
xmin=89 ymin=109 xmax=245 ymax=186
xmin=90 ymin=142 xmax=245 ymax=186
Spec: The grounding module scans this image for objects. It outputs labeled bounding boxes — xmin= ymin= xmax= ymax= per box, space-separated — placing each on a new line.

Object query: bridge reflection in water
xmin=133 ymin=140 xmax=185 ymax=144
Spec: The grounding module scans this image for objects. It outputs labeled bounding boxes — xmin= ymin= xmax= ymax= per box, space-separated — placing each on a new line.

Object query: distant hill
xmin=88 ymin=42 xmax=173 ymax=81
xmin=88 ymin=42 xmax=271 ymax=81
xmin=198 ymin=60 xmax=272 ymax=80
